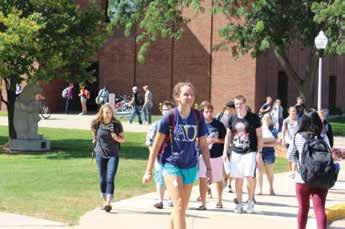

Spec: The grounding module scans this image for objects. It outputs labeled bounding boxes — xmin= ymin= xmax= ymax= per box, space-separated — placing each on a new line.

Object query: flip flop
xmin=196 ymin=205 xmax=207 ymax=210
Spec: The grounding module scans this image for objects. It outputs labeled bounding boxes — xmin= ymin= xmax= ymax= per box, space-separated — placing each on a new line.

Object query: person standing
xmin=145 ymin=100 xmax=175 ymax=209
xmin=78 ymin=84 xmax=90 ymax=115
xmin=129 ymin=86 xmax=143 ymax=124
xmin=295 ymin=96 xmax=305 ymax=120
xmin=257 ymin=113 xmax=280 ymax=196
xmin=288 ymin=110 xmax=332 ymax=229
xmin=259 ymin=96 xmax=273 ymax=118
xmin=197 ymin=103 xmax=226 ymax=210
xmin=318 ymin=110 xmax=334 ymax=148
xmin=143 ymin=82 xmax=212 ymax=229
xmin=271 ymin=99 xmax=284 ymax=132
xmin=142 ymin=85 xmax=153 ymax=124
xmin=64 ymin=83 xmax=74 ymax=114
xmin=282 ymin=106 xmax=300 ymax=178
xmin=223 ymin=95 xmax=263 ymax=214
xmin=97 ymin=85 xmax=110 ymax=106
xmin=91 ymin=103 xmax=125 ymax=213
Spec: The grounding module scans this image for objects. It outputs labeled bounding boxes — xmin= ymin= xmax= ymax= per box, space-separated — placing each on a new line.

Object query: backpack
xmin=296 ymin=133 xmax=339 ymax=189
xmin=158 ymin=109 xmax=202 ymax=159
xmin=62 ymin=88 xmax=68 ymax=98
xmin=216 ymin=111 xmax=224 ymax=121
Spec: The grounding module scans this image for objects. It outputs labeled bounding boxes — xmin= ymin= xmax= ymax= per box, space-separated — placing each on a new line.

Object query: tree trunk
xmin=6 ymin=78 xmax=17 ymax=140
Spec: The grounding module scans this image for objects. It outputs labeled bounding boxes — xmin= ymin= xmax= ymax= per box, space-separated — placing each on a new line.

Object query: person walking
xmin=271 ymin=99 xmax=284 ymax=132
xmin=258 ymin=96 xmax=273 ymax=118
xmin=282 ymin=106 xmax=300 ymax=178
xmin=142 ymin=85 xmax=153 ymax=124
xmin=129 ymin=86 xmax=143 ymax=124
xmin=197 ymin=103 xmax=226 ymax=210
xmin=295 ymin=96 xmax=305 ymax=121
xmin=257 ymin=113 xmax=280 ymax=195
xmin=143 ymin=82 xmax=212 ymax=229
xmin=318 ymin=110 xmax=334 ymax=148
xmin=288 ymin=109 xmax=333 ymax=229
xmin=78 ymin=84 xmax=90 ymax=115
xmin=223 ymin=95 xmax=263 ymax=214
xmin=217 ymin=101 xmax=236 ymax=193
xmin=91 ymin=103 xmax=125 ymax=213
xmin=96 ymin=85 xmax=110 ymax=106
xmin=145 ymin=100 xmax=175 ymax=209
xmin=64 ymin=83 xmax=74 ymax=114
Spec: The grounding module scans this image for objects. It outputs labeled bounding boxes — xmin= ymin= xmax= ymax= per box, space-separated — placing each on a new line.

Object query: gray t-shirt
xmin=93 ymin=120 xmax=123 ymax=157
xmin=145 ymin=90 xmax=153 ymax=106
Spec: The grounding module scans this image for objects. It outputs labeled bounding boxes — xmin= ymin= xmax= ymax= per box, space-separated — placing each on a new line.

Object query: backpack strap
xmin=192 ymin=109 xmax=201 ymax=136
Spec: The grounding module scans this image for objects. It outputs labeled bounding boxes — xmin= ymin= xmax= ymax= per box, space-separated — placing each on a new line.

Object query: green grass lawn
xmin=0 ymin=126 xmax=154 ymax=224
xmin=0 ymin=125 xmax=288 ymax=224
xmin=0 ymin=111 xmax=7 ymax=117
xmin=117 ymin=115 xmax=161 ymax=123
xmin=330 ymin=117 xmax=345 ymax=136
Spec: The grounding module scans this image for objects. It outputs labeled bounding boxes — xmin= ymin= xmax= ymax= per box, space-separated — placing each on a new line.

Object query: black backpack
xmin=296 ymin=133 xmax=338 ymax=189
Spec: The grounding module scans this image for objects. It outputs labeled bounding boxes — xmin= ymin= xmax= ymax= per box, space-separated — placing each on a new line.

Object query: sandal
xmin=216 ymin=202 xmax=223 ymax=209
xmin=196 ymin=205 xmax=207 ymax=210
xmin=104 ymin=205 xmax=112 ymax=213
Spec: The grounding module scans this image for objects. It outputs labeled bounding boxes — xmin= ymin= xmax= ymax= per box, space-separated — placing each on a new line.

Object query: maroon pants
xmin=295 ymin=183 xmax=328 ymax=229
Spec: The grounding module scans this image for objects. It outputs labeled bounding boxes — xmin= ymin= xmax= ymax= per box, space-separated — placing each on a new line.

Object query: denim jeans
xmin=129 ymin=105 xmax=142 ymax=124
xmin=65 ymin=97 xmax=72 ymax=114
xmin=96 ymin=153 xmax=120 ymax=199
xmin=142 ymin=104 xmax=152 ymax=124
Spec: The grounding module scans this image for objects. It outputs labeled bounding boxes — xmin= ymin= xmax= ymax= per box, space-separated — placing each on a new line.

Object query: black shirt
xmin=206 ymin=119 xmax=226 ymax=158
xmin=92 ymin=120 xmax=123 ymax=157
xmin=228 ymin=112 xmax=262 ymax=154
xmin=295 ymin=104 xmax=305 ymax=119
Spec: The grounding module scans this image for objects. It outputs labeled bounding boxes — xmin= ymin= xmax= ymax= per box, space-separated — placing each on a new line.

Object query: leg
xmin=142 ymin=105 xmax=148 ymax=123
xmin=235 ymin=178 xmax=244 ymax=203
xmin=216 ymin=181 xmax=224 ymax=206
xmin=199 ymin=178 xmax=207 ymax=207
xmin=296 ymin=183 xmax=311 ymax=229
xmin=148 ymin=105 xmax=152 ymax=124
xmin=95 ymin=154 xmax=107 ymax=205
xmin=246 ymin=176 xmax=256 ymax=201
xmin=129 ymin=106 xmax=136 ymax=123
xmin=137 ymin=106 xmax=143 ymax=124
xmin=257 ymin=163 xmax=264 ymax=195
xmin=311 ymin=188 xmax=328 ymax=229
xmin=105 ymin=156 xmax=120 ymax=205
xmin=264 ymin=164 xmax=275 ymax=194
xmin=165 ymin=175 xmax=187 ymax=229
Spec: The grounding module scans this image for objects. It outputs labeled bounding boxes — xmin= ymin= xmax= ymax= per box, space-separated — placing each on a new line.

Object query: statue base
xmin=9 ymin=138 xmax=51 ymax=152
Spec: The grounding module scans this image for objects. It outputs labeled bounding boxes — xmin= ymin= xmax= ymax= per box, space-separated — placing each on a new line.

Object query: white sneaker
xmin=234 ymin=203 xmax=243 ymax=213
xmin=246 ymin=200 xmax=255 ymax=214
xmin=288 ymin=172 xmax=295 ymax=179
xmin=167 ymin=199 xmax=174 ymax=207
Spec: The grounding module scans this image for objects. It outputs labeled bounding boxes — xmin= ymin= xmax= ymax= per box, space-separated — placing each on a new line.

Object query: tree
xmin=110 ymin=0 xmax=344 ymax=104
xmin=0 ymin=0 xmax=108 ymax=139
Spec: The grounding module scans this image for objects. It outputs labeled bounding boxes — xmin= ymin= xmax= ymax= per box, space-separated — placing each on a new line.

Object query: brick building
xmin=1 ymin=0 xmax=344 ymax=114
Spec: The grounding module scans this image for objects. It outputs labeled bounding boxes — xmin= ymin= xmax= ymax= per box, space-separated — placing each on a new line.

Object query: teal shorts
xmin=162 ymin=163 xmax=198 ymax=185
xmin=154 ymin=162 xmax=165 ymax=187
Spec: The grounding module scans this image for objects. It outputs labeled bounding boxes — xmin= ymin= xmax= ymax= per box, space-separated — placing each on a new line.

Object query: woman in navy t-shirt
xmin=143 ymin=82 xmax=212 ymax=229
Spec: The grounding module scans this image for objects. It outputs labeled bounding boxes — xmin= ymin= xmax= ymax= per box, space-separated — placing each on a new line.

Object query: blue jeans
xmin=129 ymin=105 xmax=142 ymax=124
xmin=142 ymin=104 xmax=152 ymax=124
xmin=65 ymin=97 xmax=72 ymax=114
xmin=96 ymin=154 xmax=119 ymax=198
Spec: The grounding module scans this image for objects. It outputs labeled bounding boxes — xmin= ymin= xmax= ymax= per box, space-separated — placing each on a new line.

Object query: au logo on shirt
xmin=174 ymin=125 xmax=197 ymax=142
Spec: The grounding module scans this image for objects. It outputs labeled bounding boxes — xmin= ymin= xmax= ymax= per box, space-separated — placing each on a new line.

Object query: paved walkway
xmin=0 ymin=114 xmax=150 ymax=133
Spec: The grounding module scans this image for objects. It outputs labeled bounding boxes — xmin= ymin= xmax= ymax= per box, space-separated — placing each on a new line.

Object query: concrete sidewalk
xmin=76 ymin=162 xmax=345 ymax=229
xmin=0 ymin=114 xmax=150 ymax=133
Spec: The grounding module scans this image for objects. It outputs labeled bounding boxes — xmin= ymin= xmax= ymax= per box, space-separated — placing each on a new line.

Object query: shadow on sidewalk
xmin=114 ymin=209 xmax=208 ymax=219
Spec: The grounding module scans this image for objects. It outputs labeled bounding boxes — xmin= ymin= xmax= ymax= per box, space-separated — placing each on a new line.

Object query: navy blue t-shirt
xmin=158 ymin=108 xmax=208 ymax=169
xmin=207 ymin=119 xmax=226 ymax=158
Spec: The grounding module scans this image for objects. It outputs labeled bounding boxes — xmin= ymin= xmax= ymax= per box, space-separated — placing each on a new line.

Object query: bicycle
xmin=40 ymin=102 xmax=51 ymax=119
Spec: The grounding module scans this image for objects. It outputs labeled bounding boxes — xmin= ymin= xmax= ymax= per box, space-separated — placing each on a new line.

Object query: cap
xmin=226 ymin=100 xmax=235 ymax=108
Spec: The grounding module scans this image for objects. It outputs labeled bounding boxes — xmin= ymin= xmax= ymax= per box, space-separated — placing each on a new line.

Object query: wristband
xmin=258 ymin=150 xmax=263 ymax=154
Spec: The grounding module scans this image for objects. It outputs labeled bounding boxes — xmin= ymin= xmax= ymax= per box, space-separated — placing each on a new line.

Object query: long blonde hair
xmin=91 ymin=103 xmax=116 ymax=129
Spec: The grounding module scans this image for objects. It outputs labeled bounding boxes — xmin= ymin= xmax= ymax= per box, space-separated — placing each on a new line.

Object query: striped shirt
xmin=288 ymin=133 xmax=330 ymax=184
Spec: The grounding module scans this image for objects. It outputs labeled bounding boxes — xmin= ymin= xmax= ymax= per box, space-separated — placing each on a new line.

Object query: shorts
xmin=262 ymin=147 xmax=276 ymax=165
xmin=162 ymin=163 xmax=198 ymax=185
xmin=154 ymin=161 xmax=165 ymax=187
xmin=199 ymin=155 xmax=224 ymax=182
xmin=229 ymin=151 xmax=257 ymax=178
xmin=80 ymin=96 xmax=87 ymax=103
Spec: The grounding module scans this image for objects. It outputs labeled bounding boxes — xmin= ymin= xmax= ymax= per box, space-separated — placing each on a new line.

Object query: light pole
xmin=314 ymin=30 xmax=328 ymax=111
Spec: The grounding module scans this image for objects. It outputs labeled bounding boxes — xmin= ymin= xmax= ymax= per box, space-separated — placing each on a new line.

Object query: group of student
xmin=90 ymin=81 xmax=338 ymax=229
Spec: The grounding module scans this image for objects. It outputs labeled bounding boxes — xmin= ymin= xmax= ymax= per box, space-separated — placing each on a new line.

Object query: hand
xmin=206 ymin=169 xmax=212 ymax=184
xmin=142 ymin=171 xmax=153 ymax=184
xmin=276 ymin=139 xmax=282 ymax=145
xmin=256 ymin=152 xmax=264 ymax=167
xmin=111 ymin=133 xmax=118 ymax=141
xmin=92 ymin=138 xmax=96 ymax=145
xmin=207 ymin=138 xmax=216 ymax=145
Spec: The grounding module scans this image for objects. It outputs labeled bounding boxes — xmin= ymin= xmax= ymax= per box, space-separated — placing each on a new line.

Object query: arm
xmin=281 ymin=120 xmax=287 ymax=145
xmin=111 ymin=132 xmax=125 ymax=143
xmin=327 ymin=123 xmax=334 ymax=148
xmin=256 ymin=127 xmax=264 ymax=165
xmin=222 ymin=128 xmax=232 ymax=160
xmin=199 ymin=136 xmax=213 ymax=182
xmin=143 ymin=133 xmax=166 ymax=183
xmin=91 ymin=127 xmax=96 ymax=144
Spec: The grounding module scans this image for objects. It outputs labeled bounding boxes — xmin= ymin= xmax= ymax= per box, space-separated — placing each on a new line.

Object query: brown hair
xmin=172 ymin=82 xmax=195 ymax=103
xmin=234 ymin=95 xmax=246 ymax=103
xmin=203 ymin=103 xmax=214 ymax=111
xmin=159 ymin=100 xmax=175 ymax=112
xmin=199 ymin=100 xmax=210 ymax=111
xmin=91 ymin=103 xmax=116 ymax=130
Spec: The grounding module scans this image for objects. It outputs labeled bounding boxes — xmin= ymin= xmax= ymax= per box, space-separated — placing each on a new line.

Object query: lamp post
xmin=314 ymin=30 xmax=328 ymax=111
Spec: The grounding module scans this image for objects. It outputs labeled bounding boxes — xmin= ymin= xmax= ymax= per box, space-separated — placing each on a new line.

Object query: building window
xmin=278 ymin=71 xmax=288 ymax=114
xmin=329 ymin=75 xmax=337 ymax=108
